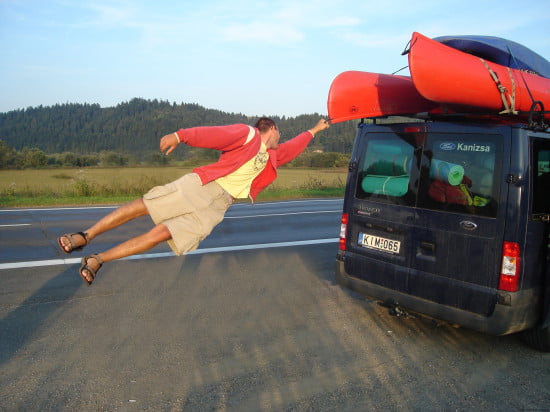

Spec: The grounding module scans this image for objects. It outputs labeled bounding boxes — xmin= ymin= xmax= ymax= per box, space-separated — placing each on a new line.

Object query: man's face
xmin=267 ymin=126 xmax=281 ymax=149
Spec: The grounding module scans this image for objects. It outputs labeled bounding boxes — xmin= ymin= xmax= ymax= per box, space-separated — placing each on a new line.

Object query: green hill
xmin=0 ymin=98 xmax=356 ymax=162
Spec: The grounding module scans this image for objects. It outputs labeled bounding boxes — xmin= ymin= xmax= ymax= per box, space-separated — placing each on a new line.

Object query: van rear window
xmin=533 ymin=140 xmax=550 ymax=215
xmin=419 ymin=135 xmax=502 ymax=217
xmin=355 ymin=131 xmax=502 ymax=217
xmin=355 ymin=133 xmax=418 ymax=206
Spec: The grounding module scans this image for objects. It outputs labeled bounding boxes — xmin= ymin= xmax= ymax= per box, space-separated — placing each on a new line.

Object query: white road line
xmin=0 ymin=206 xmax=118 ymax=212
xmin=0 ymin=198 xmax=342 ymax=213
xmin=0 ymin=209 xmax=340 ymax=221
xmin=0 ymin=210 xmax=340 ymax=224
xmin=0 ymin=238 xmax=339 ymax=270
xmin=225 ymin=210 xmax=339 ymax=219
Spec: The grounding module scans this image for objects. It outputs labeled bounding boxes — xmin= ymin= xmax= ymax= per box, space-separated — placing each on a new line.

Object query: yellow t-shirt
xmin=215 ymin=143 xmax=269 ymax=199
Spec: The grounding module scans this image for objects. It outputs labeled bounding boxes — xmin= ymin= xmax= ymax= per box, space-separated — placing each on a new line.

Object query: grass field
xmin=0 ymin=167 xmax=348 ymax=207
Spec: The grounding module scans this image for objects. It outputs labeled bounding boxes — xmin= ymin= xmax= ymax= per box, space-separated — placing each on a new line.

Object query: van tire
xmin=522 ymin=325 xmax=550 ymax=352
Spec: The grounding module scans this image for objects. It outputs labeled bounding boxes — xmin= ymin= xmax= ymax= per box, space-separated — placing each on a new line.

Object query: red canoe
xmin=408 ymin=32 xmax=550 ymax=120
xmin=327 ymin=71 xmax=437 ymax=123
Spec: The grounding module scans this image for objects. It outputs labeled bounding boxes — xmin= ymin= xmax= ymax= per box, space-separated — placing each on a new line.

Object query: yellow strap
xmin=501 ymin=67 xmax=517 ymax=115
xmin=479 ymin=58 xmax=518 ymax=115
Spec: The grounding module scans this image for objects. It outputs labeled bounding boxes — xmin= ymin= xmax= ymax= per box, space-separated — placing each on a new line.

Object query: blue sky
xmin=1 ymin=0 xmax=549 ymax=117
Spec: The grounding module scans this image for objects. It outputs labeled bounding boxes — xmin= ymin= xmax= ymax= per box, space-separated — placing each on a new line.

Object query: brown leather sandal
xmin=79 ymin=254 xmax=103 ymax=286
xmin=58 ymin=232 xmax=89 ymax=254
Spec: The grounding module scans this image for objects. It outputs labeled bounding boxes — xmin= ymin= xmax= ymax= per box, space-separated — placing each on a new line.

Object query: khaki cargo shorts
xmin=143 ymin=173 xmax=232 ymax=255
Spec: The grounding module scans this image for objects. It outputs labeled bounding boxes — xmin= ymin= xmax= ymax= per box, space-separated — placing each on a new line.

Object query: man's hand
xmin=160 ymin=132 xmax=180 ymax=155
xmin=309 ymin=118 xmax=330 ymax=136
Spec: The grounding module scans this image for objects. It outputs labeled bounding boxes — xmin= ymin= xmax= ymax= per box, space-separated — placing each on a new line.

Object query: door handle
xmin=460 ymin=220 xmax=478 ymax=231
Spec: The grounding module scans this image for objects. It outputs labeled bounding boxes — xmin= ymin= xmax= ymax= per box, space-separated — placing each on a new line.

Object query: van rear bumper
xmin=336 ymin=259 xmax=540 ymax=336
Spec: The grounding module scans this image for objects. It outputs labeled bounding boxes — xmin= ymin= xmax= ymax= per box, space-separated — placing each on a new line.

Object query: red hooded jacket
xmin=175 ymin=124 xmax=314 ymax=200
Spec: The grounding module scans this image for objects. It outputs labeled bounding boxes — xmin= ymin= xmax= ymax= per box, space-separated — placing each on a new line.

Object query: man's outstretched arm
xmin=308 ymin=119 xmax=331 ymax=137
xmin=160 ymin=124 xmax=255 ymax=155
xmin=275 ymin=118 xmax=330 ymax=166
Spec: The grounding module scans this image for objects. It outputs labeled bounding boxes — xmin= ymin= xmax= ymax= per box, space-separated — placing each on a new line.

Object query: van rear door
xmin=344 ymin=122 xmax=509 ymax=316
xmin=411 ymin=128 xmax=508 ymax=316
xmin=530 ymin=137 xmax=550 ymax=326
xmin=344 ymin=124 xmax=421 ymax=295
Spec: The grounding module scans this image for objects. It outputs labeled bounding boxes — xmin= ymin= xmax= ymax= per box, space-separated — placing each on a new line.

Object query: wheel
xmin=522 ymin=324 xmax=550 ymax=352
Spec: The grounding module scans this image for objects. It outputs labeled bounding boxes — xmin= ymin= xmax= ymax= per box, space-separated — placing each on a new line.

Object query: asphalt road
xmin=0 ymin=199 xmax=549 ymax=411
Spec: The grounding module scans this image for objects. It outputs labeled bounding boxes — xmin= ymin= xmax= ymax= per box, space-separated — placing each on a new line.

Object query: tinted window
xmin=533 ymin=140 xmax=550 ymax=215
xmin=355 ymin=132 xmax=421 ymax=206
xmin=418 ymin=134 xmax=502 ymax=217
xmin=356 ymin=131 xmax=502 ymax=217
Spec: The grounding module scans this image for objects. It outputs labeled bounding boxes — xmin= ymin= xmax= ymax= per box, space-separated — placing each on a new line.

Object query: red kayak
xmin=327 ymin=71 xmax=437 ymax=123
xmin=408 ymin=32 xmax=550 ymax=120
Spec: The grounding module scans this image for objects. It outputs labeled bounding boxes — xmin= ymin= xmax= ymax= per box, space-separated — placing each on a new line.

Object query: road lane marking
xmin=0 ymin=198 xmax=343 ymax=213
xmin=0 ymin=210 xmax=340 ymax=227
xmin=0 ymin=209 xmax=340 ymax=221
xmin=225 ymin=210 xmax=340 ymax=218
xmin=0 ymin=238 xmax=339 ymax=270
xmin=0 ymin=206 xmax=118 ymax=212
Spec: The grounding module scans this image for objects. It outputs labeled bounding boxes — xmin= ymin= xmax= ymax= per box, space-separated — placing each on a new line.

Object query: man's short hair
xmin=254 ymin=117 xmax=277 ymax=134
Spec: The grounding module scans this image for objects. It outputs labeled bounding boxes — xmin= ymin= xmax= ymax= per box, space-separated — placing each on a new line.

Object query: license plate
xmin=358 ymin=233 xmax=401 ymax=254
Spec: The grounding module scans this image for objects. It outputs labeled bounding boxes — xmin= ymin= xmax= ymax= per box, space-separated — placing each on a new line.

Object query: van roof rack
xmin=526 ymin=101 xmax=548 ymax=131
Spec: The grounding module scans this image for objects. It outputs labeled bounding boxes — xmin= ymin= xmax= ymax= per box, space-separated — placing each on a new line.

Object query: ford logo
xmin=440 ymin=142 xmax=457 ymax=151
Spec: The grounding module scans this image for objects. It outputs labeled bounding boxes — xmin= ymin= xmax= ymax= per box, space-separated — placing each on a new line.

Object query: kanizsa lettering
xmin=457 ymin=143 xmax=491 ymax=152
xmin=440 ymin=142 xmax=491 ymax=152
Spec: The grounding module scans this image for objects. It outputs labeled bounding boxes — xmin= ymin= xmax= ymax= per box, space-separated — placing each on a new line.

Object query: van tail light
xmin=339 ymin=213 xmax=349 ymax=251
xmin=498 ymin=241 xmax=521 ymax=292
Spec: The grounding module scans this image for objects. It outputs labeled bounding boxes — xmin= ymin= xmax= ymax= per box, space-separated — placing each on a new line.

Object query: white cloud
xmin=222 ymin=21 xmax=304 ymax=44
xmin=321 ymin=16 xmax=361 ymax=28
xmin=85 ymin=1 xmax=138 ymax=27
xmin=219 ymin=0 xmax=360 ymax=45
xmin=336 ymin=30 xmax=410 ymax=50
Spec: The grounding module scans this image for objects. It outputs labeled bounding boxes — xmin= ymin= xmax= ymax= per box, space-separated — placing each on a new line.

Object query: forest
xmin=0 ymin=98 xmax=357 ymax=169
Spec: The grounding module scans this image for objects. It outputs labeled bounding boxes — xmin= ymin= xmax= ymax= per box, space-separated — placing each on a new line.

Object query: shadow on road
xmin=0 ymin=264 xmax=82 ymax=365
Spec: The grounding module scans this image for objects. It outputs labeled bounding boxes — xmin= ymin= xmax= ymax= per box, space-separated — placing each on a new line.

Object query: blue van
xmin=336 ymin=119 xmax=550 ymax=351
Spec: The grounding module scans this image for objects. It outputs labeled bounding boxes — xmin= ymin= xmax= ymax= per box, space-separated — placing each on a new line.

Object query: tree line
xmin=0 ymin=141 xmax=140 ymax=169
xmin=0 ymin=98 xmax=356 ymax=169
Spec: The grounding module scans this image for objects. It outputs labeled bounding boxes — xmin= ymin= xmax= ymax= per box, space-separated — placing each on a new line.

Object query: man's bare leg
xmin=80 ymin=223 xmax=172 ymax=284
xmin=59 ymin=198 xmax=149 ymax=252
xmin=85 ymin=198 xmax=149 ymax=240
